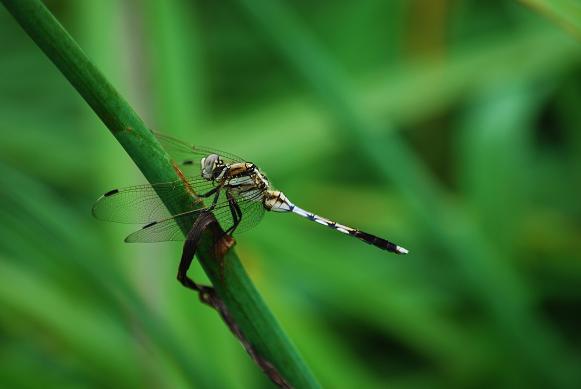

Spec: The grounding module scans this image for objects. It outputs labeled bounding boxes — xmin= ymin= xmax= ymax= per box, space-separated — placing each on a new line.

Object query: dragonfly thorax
xmin=222 ymin=162 xmax=270 ymax=192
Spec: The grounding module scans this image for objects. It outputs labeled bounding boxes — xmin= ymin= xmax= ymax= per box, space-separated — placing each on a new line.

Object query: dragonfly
xmin=92 ymin=132 xmax=408 ymax=255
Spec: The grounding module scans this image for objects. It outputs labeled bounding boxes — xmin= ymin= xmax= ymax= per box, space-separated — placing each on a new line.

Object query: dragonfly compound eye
xmin=201 ymin=154 xmax=220 ymax=180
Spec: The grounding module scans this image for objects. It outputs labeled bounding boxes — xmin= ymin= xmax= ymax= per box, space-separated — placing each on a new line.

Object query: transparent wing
xmin=124 ymin=210 xmax=201 ymax=243
xmin=92 ymin=178 xmax=218 ymax=224
xmin=217 ymin=190 xmax=266 ymax=234
xmin=153 ymin=131 xmax=247 ymax=165
xmin=124 ymin=188 xmax=266 ymax=243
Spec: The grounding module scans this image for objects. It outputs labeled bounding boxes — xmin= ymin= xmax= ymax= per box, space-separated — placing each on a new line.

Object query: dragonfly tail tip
xmin=396 ymin=246 xmax=409 ymax=255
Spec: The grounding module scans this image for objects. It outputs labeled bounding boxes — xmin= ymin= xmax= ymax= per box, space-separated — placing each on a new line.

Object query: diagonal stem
xmin=0 ymin=0 xmax=319 ymax=387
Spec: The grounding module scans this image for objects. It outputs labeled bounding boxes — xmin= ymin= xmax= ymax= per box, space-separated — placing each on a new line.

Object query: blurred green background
xmin=1 ymin=0 xmax=580 ymax=388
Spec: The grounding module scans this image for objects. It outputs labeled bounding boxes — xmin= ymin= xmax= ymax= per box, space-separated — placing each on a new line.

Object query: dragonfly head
xmin=201 ymin=154 xmax=225 ymax=180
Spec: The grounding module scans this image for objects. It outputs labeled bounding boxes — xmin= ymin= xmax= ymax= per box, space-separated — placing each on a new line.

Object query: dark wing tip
xmin=92 ymin=189 xmax=119 ymax=219
xmin=124 ymin=221 xmax=163 ymax=243
xmin=142 ymin=221 xmax=157 ymax=229
xmin=104 ymin=189 xmax=119 ymax=197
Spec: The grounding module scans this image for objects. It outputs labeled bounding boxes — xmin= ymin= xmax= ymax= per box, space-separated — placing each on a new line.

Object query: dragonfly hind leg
xmin=177 ymin=211 xmax=217 ymax=292
xmin=177 ymin=210 xmax=236 ymax=288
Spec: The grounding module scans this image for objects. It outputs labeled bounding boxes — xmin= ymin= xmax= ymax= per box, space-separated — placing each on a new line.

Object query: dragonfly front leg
xmin=200 ymin=186 xmax=222 ymax=212
xmin=198 ymin=186 xmax=219 ymax=198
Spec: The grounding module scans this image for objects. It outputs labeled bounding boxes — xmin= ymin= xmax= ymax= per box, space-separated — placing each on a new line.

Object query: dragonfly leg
xmin=225 ymin=191 xmax=242 ymax=236
xmin=177 ymin=248 xmax=199 ymax=292
xmin=198 ymin=186 xmax=219 ymax=198
xmin=177 ymin=211 xmax=217 ymax=292
xmin=203 ymin=188 xmax=222 ymax=214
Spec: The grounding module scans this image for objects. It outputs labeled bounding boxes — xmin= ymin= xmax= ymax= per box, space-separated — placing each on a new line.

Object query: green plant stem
xmin=1 ymin=0 xmax=319 ymax=387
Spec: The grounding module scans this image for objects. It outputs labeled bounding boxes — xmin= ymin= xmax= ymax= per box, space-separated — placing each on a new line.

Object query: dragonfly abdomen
xmin=288 ymin=200 xmax=408 ymax=255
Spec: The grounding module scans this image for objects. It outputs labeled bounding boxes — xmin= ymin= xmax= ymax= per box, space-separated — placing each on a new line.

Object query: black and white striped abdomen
xmin=292 ymin=205 xmax=407 ymax=254
xmin=263 ymin=190 xmax=408 ymax=255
